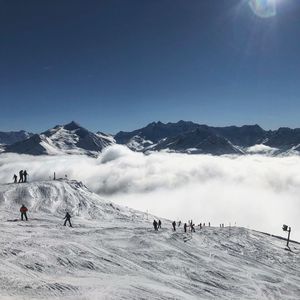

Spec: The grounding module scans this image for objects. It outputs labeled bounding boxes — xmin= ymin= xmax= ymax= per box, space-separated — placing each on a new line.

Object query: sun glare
xmin=248 ymin=0 xmax=277 ymax=18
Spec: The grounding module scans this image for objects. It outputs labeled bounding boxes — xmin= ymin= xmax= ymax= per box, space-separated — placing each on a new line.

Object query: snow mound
xmin=0 ymin=181 xmax=299 ymax=299
xmin=0 ymin=179 xmax=142 ymax=221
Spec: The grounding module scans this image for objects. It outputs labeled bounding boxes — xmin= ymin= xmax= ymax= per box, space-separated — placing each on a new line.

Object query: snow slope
xmin=0 ymin=180 xmax=299 ymax=300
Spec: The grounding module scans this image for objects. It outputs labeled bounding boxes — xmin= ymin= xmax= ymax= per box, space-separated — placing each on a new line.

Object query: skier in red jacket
xmin=20 ymin=204 xmax=28 ymax=221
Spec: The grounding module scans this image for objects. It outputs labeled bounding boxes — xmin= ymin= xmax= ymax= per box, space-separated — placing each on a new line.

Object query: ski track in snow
xmin=0 ymin=180 xmax=299 ymax=300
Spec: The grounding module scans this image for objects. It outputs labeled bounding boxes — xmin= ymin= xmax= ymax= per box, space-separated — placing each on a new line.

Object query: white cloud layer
xmin=0 ymin=145 xmax=299 ymax=242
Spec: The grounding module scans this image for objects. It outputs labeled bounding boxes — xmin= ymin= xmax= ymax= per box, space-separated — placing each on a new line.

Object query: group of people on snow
xmin=13 ymin=170 xmax=28 ymax=183
xmin=154 ymin=219 xmax=212 ymax=233
xmin=153 ymin=219 xmax=162 ymax=231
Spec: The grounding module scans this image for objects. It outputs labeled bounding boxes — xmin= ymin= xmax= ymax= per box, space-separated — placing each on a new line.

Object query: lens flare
xmin=249 ymin=0 xmax=277 ymax=18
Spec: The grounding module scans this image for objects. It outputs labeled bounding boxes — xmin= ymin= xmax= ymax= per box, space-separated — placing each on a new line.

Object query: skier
xmin=158 ymin=220 xmax=162 ymax=229
xmin=172 ymin=221 xmax=176 ymax=231
xmin=23 ymin=170 xmax=28 ymax=183
xmin=184 ymin=223 xmax=187 ymax=233
xmin=153 ymin=220 xmax=158 ymax=231
xmin=178 ymin=220 xmax=181 ymax=227
xmin=13 ymin=174 xmax=17 ymax=183
xmin=20 ymin=204 xmax=28 ymax=221
xmin=18 ymin=170 xmax=23 ymax=183
xmin=63 ymin=212 xmax=72 ymax=227
xmin=209 ymin=222 xmax=211 ymax=227
xmin=199 ymin=223 xmax=202 ymax=229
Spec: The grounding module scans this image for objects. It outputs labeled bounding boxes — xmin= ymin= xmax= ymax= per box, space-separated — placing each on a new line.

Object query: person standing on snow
xmin=158 ymin=220 xmax=162 ymax=229
xmin=184 ymin=223 xmax=187 ymax=233
xmin=153 ymin=220 xmax=158 ymax=231
xmin=20 ymin=204 xmax=28 ymax=221
xmin=13 ymin=174 xmax=17 ymax=183
xmin=63 ymin=212 xmax=72 ymax=227
xmin=172 ymin=221 xmax=176 ymax=231
xmin=18 ymin=170 xmax=23 ymax=183
xmin=23 ymin=170 xmax=28 ymax=183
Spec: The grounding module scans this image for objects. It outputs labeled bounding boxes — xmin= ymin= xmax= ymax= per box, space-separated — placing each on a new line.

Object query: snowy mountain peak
xmin=63 ymin=121 xmax=82 ymax=131
xmin=5 ymin=122 xmax=115 ymax=156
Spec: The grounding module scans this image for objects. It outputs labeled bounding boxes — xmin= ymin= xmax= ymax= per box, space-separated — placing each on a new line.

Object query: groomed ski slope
xmin=0 ymin=180 xmax=299 ymax=300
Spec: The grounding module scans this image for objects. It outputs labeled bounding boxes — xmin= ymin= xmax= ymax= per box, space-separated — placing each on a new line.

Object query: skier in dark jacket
xmin=172 ymin=221 xmax=176 ymax=231
xmin=18 ymin=170 xmax=23 ymax=183
xmin=20 ymin=204 xmax=28 ymax=221
xmin=184 ymin=223 xmax=187 ymax=233
xmin=63 ymin=212 xmax=72 ymax=227
xmin=13 ymin=174 xmax=17 ymax=183
xmin=23 ymin=170 xmax=28 ymax=183
xmin=153 ymin=220 xmax=158 ymax=231
xmin=158 ymin=220 xmax=162 ymax=229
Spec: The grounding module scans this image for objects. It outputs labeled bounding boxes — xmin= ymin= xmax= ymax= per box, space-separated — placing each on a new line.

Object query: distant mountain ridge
xmin=115 ymin=121 xmax=300 ymax=155
xmin=0 ymin=130 xmax=33 ymax=145
xmin=1 ymin=120 xmax=300 ymax=156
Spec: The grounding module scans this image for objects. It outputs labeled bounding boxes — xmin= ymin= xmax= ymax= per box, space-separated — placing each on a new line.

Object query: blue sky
xmin=0 ymin=0 xmax=299 ymax=133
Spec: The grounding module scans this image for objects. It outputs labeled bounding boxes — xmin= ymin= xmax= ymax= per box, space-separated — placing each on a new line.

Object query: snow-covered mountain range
xmin=0 ymin=179 xmax=299 ymax=299
xmin=116 ymin=121 xmax=300 ymax=155
xmin=2 ymin=120 xmax=300 ymax=156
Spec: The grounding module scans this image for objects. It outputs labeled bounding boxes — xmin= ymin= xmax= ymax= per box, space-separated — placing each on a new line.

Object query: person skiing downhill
xmin=172 ymin=221 xmax=176 ymax=231
xmin=63 ymin=212 xmax=72 ymax=227
xmin=13 ymin=174 xmax=17 ymax=183
xmin=18 ymin=170 xmax=23 ymax=183
xmin=184 ymin=223 xmax=187 ymax=233
xmin=20 ymin=204 xmax=28 ymax=221
xmin=153 ymin=220 xmax=158 ymax=231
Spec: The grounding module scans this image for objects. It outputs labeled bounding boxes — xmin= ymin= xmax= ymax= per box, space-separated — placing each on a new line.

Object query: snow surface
xmin=0 ymin=180 xmax=299 ymax=299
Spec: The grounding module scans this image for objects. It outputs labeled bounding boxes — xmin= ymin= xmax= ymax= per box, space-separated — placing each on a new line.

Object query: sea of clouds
xmin=0 ymin=145 xmax=299 ymax=242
